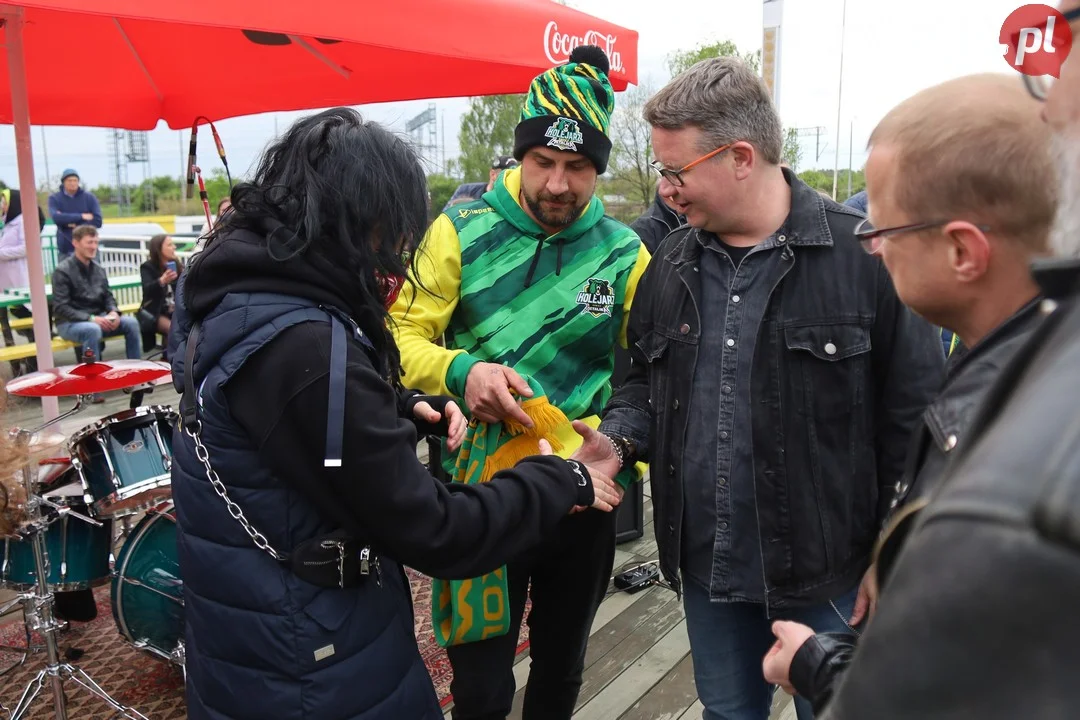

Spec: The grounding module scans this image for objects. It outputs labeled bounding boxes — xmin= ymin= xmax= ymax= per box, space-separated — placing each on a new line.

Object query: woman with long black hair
xmin=168 ymin=107 xmax=621 ymax=719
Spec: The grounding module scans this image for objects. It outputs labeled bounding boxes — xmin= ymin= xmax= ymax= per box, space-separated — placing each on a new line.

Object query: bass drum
xmin=111 ymin=503 xmax=185 ymax=665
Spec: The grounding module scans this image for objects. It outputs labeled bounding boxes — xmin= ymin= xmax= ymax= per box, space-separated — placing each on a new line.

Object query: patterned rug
xmin=408 ymin=568 xmax=531 ymax=708
xmin=0 ymin=571 xmax=528 ymax=718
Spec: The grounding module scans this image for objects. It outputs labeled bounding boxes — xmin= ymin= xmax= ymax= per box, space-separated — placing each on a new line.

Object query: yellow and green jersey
xmin=390 ymin=167 xmax=651 ymax=478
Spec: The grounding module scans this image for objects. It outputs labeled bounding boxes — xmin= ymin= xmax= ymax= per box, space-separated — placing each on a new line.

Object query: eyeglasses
xmin=650 ymin=142 xmax=735 ymax=187
xmin=1021 ymin=6 xmax=1080 ymax=101
xmin=854 ymin=218 xmax=991 ymax=254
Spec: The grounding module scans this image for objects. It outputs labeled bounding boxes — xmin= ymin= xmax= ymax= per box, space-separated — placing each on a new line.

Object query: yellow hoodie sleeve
xmin=618 ymin=243 xmax=652 ymax=348
xmin=390 ymin=214 xmax=474 ymax=397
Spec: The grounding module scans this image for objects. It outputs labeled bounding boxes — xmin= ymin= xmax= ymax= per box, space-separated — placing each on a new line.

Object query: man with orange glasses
xmin=592 ymin=56 xmax=943 ymax=720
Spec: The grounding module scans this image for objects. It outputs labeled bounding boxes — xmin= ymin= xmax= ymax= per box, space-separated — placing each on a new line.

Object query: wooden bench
xmin=0 ymin=303 xmax=145 ymax=363
xmin=6 ymin=302 xmax=141 ymax=332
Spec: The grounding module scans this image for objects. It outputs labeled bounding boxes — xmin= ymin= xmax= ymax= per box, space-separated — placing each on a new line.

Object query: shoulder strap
xmin=179 ymin=321 xmax=201 ymax=432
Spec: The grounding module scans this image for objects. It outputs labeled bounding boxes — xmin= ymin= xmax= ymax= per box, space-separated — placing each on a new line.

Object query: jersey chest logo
xmin=575 ymin=277 xmax=615 ymax=318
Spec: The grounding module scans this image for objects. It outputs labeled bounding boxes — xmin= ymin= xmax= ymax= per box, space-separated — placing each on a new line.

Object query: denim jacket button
xmin=672 ymin=399 xmax=680 ymax=410
xmin=824 ymin=342 xmax=837 ymax=355
xmin=679 ymin=323 xmax=690 ymax=334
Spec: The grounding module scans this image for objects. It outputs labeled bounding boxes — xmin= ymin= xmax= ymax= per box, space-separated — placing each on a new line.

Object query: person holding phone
xmin=138 ymin=233 xmax=182 ymax=351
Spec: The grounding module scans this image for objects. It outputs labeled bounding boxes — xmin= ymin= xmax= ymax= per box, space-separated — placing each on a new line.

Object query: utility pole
xmin=832 ymin=0 xmax=848 ymax=200
xmin=847 ymin=119 xmax=854 ymax=199
xmin=179 ymin=131 xmax=186 ymax=211
xmin=796 ymin=126 xmax=828 ymax=164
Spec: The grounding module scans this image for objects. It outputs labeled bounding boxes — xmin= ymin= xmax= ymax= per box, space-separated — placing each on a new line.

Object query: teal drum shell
xmin=0 ymin=494 xmax=114 ymax=591
xmin=70 ymin=406 xmax=176 ymax=518
xmin=111 ymin=504 xmax=184 ymax=661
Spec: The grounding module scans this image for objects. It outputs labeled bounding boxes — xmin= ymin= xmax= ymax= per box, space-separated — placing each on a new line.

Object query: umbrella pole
xmin=1 ymin=6 xmax=59 ymax=422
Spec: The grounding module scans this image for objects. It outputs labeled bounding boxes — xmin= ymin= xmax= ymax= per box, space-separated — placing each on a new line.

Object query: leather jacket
xmin=815 ymin=258 xmax=1080 ymax=719
xmin=787 ymin=294 xmax=1046 ymax=712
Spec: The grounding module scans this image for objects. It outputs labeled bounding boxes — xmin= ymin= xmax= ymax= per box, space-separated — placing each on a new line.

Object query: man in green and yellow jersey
xmin=390 ymin=45 xmax=651 ymax=720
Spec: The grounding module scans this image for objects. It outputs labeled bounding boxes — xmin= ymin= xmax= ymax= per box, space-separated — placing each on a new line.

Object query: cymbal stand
xmin=2 ymin=430 xmax=148 ymax=720
xmin=0 ymin=398 xmax=95 ymax=668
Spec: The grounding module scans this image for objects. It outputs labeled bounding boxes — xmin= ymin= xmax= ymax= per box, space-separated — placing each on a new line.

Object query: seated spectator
xmin=53 ymin=225 xmax=141 ymax=367
xmin=138 ymin=233 xmax=182 ymax=352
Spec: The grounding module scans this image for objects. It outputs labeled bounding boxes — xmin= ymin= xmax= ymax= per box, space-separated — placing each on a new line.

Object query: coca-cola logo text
xmin=544 ymin=21 xmax=625 ymax=74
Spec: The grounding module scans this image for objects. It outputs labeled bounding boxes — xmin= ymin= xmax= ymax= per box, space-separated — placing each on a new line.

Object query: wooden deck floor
xmin=442 ymin=481 xmax=797 ymax=720
xmin=2 ymin=351 xmax=798 ymax=720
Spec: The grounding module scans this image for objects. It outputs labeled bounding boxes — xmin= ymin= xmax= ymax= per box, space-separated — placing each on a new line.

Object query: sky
xmin=0 ymin=0 xmax=1027 ymax=193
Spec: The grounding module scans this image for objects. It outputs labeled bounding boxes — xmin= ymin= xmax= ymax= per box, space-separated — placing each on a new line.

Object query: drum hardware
xmin=111 ymin=503 xmax=184 ymax=676
xmin=2 ymin=360 xmax=183 ymax=712
xmin=68 ymin=406 xmax=177 ymax=520
xmin=0 ymin=426 xmax=149 ymax=720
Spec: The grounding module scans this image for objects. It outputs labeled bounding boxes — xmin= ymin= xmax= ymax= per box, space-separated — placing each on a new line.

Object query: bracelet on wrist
xmin=604 ymin=433 xmax=629 ymax=469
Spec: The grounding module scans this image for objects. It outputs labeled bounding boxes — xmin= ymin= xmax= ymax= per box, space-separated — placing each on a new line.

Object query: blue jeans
xmin=682 ymin=579 xmax=862 ymax=720
xmin=57 ymin=316 xmax=141 ymax=361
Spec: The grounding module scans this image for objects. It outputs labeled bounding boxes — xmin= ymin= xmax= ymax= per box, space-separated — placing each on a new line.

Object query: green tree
xmin=456 ymin=94 xmax=525 ymax=183
xmin=797 ymin=168 xmax=865 ymax=201
xmin=427 ymin=173 xmax=462 ymax=220
xmin=781 ymin=127 xmax=803 ymax=172
xmin=607 ymin=83 xmax=657 ymax=213
xmin=667 ymin=40 xmax=761 ymax=78
xmin=201 ymin=169 xmax=233 ymax=212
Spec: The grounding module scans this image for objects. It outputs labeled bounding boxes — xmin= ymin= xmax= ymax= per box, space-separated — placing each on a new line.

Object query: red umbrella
xmin=0 ymin=1 xmax=638 ymax=420
xmin=0 ymin=0 xmax=638 ymax=129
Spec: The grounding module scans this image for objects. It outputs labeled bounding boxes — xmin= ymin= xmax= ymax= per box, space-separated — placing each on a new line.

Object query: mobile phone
xmin=165 ymin=261 xmax=177 ymax=273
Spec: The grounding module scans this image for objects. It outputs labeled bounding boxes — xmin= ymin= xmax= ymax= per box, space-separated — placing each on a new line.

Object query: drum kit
xmin=0 ymin=358 xmax=184 ymax=720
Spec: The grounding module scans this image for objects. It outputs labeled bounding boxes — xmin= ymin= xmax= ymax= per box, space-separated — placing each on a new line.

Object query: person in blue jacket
xmin=168 ymin=107 xmax=622 ymax=719
xmin=48 ymin=169 xmax=102 ymax=258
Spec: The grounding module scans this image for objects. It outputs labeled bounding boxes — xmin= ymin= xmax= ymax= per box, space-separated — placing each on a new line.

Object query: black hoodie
xmin=178 ymin=227 xmax=595 ymax=580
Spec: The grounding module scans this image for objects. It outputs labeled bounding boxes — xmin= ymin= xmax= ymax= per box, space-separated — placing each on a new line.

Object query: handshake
xmin=539 ymin=420 xmax=625 ymax=515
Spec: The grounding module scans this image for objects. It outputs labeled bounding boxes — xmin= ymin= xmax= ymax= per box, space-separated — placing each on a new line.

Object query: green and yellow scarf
xmin=432 ymin=375 xmax=569 ymax=648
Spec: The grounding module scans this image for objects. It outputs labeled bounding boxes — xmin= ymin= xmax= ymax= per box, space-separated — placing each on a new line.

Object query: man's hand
xmin=849 ymin=566 xmax=878 ymax=626
xmin=567 ymin=420 xmax=624 ymax=513
xmin=538 ymin=439 xmax=621 ymax=513
xmin=568 ymin=420 xmax=622 ymax=479
xmin=81 ymin=213 xmax=93 ymax=221
xmin=90 ymin=315 xmax=110 ymax=330
xmin=412 ymin=399 xmax=468 ymax=452
xmin=762 ymin=621 xmax=815 ymax=695
xmin=464 ymin=362 xmax=534 ymax=427
xmin=105 ymin=311 xmax=120 ymax=331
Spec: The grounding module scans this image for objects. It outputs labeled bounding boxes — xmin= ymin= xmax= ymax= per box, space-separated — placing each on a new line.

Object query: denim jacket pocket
xmin=784 ymin=323 xmax=872 ymax=420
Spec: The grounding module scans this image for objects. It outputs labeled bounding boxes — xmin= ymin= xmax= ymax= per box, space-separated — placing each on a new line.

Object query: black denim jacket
xmin=599 ymin=170 xmax=944 ymax=606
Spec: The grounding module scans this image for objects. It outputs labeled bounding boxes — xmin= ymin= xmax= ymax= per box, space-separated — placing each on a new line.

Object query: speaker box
xmin=615 ymin=477 xmax=645 ymax=544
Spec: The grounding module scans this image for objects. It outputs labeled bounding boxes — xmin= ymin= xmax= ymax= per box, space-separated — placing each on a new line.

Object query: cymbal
xmin=5 ymin=360 xmax=172 ymax=398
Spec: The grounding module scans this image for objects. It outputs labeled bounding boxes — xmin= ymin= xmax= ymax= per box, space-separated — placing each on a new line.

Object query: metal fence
xmin=39 ymin=233 xmax=199 ymax=277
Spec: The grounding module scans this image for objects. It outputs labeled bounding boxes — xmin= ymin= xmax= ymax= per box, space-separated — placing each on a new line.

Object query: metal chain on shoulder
xmin=184 ymin=420 xmax=287 ymax=562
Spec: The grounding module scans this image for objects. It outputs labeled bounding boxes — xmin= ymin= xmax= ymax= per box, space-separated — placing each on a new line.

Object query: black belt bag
xmin=290 ymin=530 xmax=382 ymax=589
